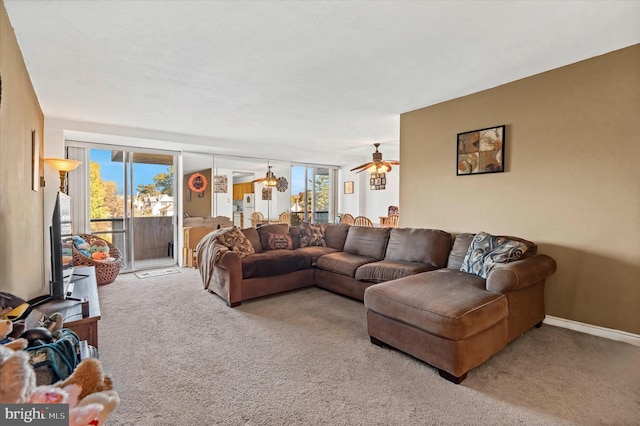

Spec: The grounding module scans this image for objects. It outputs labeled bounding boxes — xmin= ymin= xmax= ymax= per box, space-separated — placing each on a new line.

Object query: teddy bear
xmin=55 ymin=357 xmax=114 ymax=400
xmin=29 ymin=384 xmax=119 ymax=426
xmin=0 ymin=320 xmax=36 ymax=403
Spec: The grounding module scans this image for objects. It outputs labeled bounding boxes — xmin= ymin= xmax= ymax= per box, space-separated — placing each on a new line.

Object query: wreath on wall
xmin=188 ymin=173 xmax=207 ymax=193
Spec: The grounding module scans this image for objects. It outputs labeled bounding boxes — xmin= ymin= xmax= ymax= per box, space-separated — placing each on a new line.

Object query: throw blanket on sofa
xmin=196 ymin=228 xmax=230 ymax=290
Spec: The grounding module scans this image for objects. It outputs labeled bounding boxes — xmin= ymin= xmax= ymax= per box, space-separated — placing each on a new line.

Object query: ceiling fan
xmin=252 ymin=162 xmax=288 ymax=191
xmin=252 ymin=163 xmax=277 ymax=186
xmin=350 ymin=143 xmax=400 ymax=174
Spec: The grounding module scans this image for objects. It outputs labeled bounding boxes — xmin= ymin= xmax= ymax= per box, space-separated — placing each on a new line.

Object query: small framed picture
xmin=186 ymin=189 xmax=192 ymax=202
xmin=344 ymin=181 xmax=354 ymax=194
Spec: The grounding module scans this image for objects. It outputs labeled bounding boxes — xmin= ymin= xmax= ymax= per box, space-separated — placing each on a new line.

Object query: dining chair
xmin=278 ymin=211 xmax=291 ymax=224
xmin=384 ymin=213 xmax=399 ymax=228
xmin=340 ymin=213 xmax=355 ymax=225
xmin=354 ymin=216 xmax=373 ymax=226
xmin=250 ymin=211 xmax=264 ymax=227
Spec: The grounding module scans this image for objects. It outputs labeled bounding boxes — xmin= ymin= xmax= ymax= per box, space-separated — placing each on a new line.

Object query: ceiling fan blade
xmin=251 ymin=177 xmax=266 ymax=183
xmin=387 ymin=160 xmax=400 ymax=165
xmin=350 ymin=162 xmax=372 ymax=172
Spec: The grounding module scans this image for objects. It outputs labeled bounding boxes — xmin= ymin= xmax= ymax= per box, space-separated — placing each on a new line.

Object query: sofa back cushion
xmin=241 ymin=227 xmax=262 ymax=253
xmin=384 ymin=228 xmax=452 ymax=268
xmin=288 ymin=226 xmax=301 ymax=249
xmin=447 ymin=232 xmax=538 ymax=269
xmin=343 ymin=226 xmax=390 ymax=260
xmin=324 ymin=223 xmax=350 ymax=250
xmin=258 ymin=223 xmax=290 ymax=251
xmin=447 ymin=233 xmax=475 ymax=269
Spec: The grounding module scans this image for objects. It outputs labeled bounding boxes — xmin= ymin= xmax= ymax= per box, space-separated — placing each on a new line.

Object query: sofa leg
xmin=228 ymin=301 xmax=241 ymax=308
xmin=370 ymin=336 xmax=388 ymax=348
xmin=535 ymin=321 xmax=543 ymax=328
xmin=438 ymin=369 xmax=467 ymax=384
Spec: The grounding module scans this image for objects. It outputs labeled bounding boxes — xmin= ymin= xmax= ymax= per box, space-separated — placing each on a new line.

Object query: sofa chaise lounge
xmin=196 ymin=223 xmax=556 ymax=383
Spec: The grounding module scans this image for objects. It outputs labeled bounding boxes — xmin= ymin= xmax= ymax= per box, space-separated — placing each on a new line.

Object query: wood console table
xmin=28 ymin=266 xmax=101 ymax=348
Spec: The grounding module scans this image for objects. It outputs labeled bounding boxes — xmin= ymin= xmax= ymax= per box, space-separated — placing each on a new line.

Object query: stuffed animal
xmin=0 ymin=319 xmax=28 ymax=351
xmin=55 ymin=357 xmax=114 ymax=400
xmin=29 ymin=384 xmax=115 ymax=426
xmin=72 ymin=235 xmax=91 ymax=258
xmin=88 ymin=240 xmax=109 ymax=255
xmin=0 ymin=320 xmax=36 ymax=403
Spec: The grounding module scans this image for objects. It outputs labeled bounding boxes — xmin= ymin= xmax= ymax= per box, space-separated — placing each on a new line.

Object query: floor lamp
xmin=44 ymin=158 xmax=81 ymax=193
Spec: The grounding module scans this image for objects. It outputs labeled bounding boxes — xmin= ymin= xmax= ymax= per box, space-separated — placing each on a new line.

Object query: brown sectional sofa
xmin=196 ymin=223 xmax=557 ymax=383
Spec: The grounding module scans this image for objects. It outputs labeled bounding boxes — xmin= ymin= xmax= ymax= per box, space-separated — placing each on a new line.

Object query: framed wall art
xmin=212 ymin=175 xmax=228 ymax=193
xmin=457 ymin=125 xmax=505 ymax=176
xmin=32 ymin=130 xmax=39 ymax=192
xmin=344 ymin=181 xmax=354 ymax=194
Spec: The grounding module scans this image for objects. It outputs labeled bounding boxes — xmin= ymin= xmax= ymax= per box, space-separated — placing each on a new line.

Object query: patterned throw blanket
xmin=196 ymin=227 xmax=230 ymax=290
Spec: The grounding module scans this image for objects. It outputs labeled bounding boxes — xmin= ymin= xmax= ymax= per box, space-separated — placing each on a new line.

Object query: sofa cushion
xmin=316 ymin=251 xmax=377 ymax=278
xmin=355 ymin=260 xmax=435 ymax=283
xmin=266 ymin=232 xmax=294 ymax=250
xmin=299 ymin=222 xmax=326 ymax=247
xmin=217 ymin=227 xmax=255 ymax=258
xmin=324 ymin=223 xmax=350 ymax=250
xmin=343 ymin=226 xmax=390 ymax=260
xmin=447 ymin=233 xmax=475 ymax=269
xmin=242 ymin=250 xmax=311 ymax=279
xmin=384 ymin=228 xmax=452 ymax=268
xmin=364 ymin=270 xmax=506 ymax=340
xmin=288 ymin=226 xmax=301 ymax=249
xmin=460 ymin=232 xmax=528 ymax=278
xmin=258 ymin=223 xmax=290 ymax=251
xmin=241 ymin=227 xmax=262 ymax=253
xmin=295 ymin=246 xmax=338 ymax=265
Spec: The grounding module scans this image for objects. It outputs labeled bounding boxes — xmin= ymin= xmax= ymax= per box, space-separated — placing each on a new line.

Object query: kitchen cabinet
xmin=233 ymin=182 xmax=254 ymax=200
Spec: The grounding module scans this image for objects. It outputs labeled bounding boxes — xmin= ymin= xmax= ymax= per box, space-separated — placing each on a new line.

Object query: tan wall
xmin=183 ymin=169 xmax=212 ymax=218
xmin=0 ymin=1 xmax=46 ymax=299
xmin=400 ymin=44 xmax=640 ymax=335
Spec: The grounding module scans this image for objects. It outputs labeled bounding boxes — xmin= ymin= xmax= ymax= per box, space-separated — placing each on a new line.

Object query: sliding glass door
xmin=77 ymin=147 xmax=177 ymax=271
xmin=291 ymin=165 xmax=337 ymax=224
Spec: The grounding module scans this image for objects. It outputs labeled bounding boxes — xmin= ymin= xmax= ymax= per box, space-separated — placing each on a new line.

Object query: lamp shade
xmin=45 ymin=158 xmax=81 ymax=172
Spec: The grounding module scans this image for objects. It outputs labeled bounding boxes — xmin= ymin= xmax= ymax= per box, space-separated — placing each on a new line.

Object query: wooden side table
xmin=28 ymin=266 xmax=101 ymax=348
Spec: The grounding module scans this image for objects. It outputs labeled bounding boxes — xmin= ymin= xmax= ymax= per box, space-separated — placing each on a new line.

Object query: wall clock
xmin=188 ymin=173 xmax=207 ymax=193
xmin=276 ymin=177 xmax=288 ymax=192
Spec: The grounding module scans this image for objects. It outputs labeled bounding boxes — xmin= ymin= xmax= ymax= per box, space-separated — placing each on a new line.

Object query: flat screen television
xmin=50 ymin=192 xmax=75 ymax=300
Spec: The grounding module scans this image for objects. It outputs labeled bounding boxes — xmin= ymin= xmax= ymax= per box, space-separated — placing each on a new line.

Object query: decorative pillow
xmin=266 ymin=232 xmax=293 ymax=250
xmin=299 ymin=222 xmax=326 ymax=248
xmin=217 ymin=227 xmax=255 ymax=258
xmin=460 ymin=232 xmax=528 ymax=278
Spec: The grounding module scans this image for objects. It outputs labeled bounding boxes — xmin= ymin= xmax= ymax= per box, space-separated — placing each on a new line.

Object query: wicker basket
xmin=72 ymin=233 xmax=123 ymax=285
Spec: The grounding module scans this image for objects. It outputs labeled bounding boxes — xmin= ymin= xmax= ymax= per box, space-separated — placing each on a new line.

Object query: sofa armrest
xmin=210 ymin=250 xmax=243 ymax=306
xmin=486 ymin=254 xmax=557 ymax=293
xmin=196 ymin=235 xmax=243 ymax=306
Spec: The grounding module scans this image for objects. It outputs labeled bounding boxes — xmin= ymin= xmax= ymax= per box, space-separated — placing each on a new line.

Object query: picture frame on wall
xmin=457 ymin=125 xmax=505 ymax=176
xmin=186 ymin=189 xmax=192 ymax=202
xmin=344 ymin=181 xmax=354 ymax=194
xmin=31 ymin=130 xmax=39 ymax=192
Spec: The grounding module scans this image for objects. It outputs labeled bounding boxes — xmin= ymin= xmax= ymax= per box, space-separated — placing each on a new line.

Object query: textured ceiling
xmin=5 ymin=1 xmax=640 ymax=165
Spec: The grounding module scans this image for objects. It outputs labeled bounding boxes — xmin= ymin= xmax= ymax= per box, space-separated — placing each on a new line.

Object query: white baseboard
xmin=543 ymin=315 xmax=640 ymax=347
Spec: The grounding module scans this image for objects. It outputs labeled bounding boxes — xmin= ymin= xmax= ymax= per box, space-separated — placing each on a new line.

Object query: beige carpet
xmin=97 ymin=268 xmax=640 ymax=425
